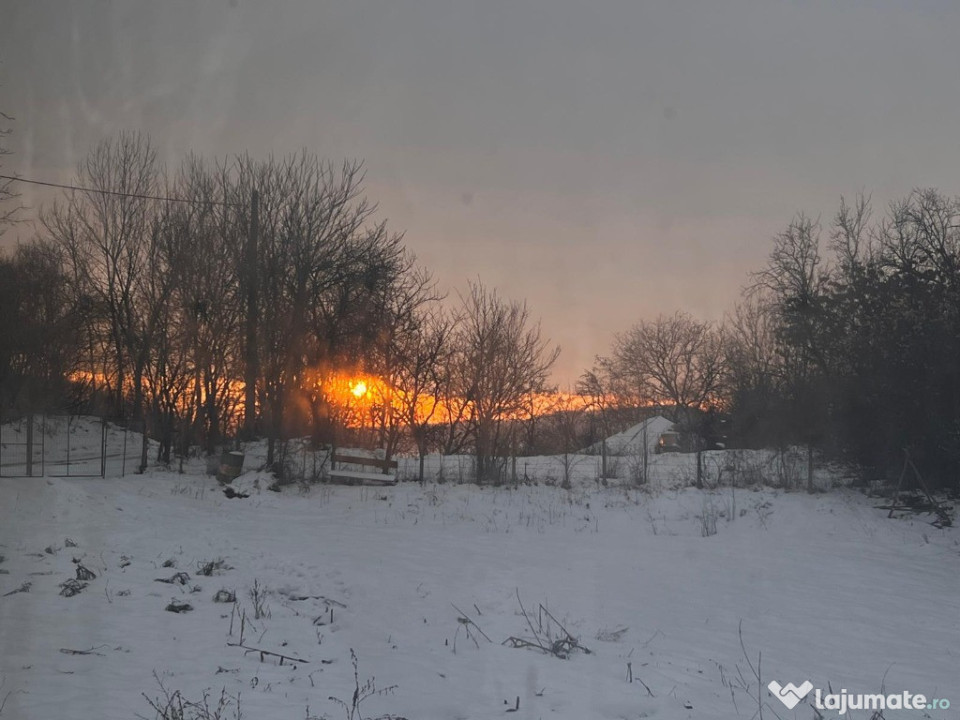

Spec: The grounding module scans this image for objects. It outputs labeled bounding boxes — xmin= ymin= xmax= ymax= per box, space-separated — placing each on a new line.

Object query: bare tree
xmin=141 ymin=265 xmax=189 ymax=465
xmin=304 ymin=218 xmax=410 ymax=457
xmin=577 ymin=359 xmax=623 ymax=436
xmin=722 ymin=294 xmax=789 ymax=447
xmin=0 ymin=104 xmax=20 ymax=231
xmin=391 ymin=305 xmax=455 ymax=480
xmin=606 ymin=312 xmax=726 ymax=420
xmin=726 ymin=296 xmax=782 ymax=400
xmin=436 ymin=369 xmax=474 ymax=457
xmin=238 ymin=155 xmax=354 ymax=462
xmin=830 ymin=193 xmax=873 ymax=277
xmin=0 ymin=241 xmax=79 ymax=415
xmin=44 ymin=132 xmax=162 ymax=430
xmin=454 ymin=281 xmax=560 ymax=483
xmin=545 ymin=391 xmax=588 ymax=486
xmin=753 ymin=213 xmax=832 ymax=376
xmin=163 ymin=156 xmax=245 ymax=455
xmin=576 ymin=362 xmax=623 ymax=478
xmin=227 ymin=154 xmax=411 ymax=466
xmin=881 ymin=188 xmax=960 ymax=292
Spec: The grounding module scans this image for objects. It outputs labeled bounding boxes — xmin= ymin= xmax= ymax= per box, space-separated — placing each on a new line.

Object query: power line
xmin=0 ymin=173 xmax=239 ymax=208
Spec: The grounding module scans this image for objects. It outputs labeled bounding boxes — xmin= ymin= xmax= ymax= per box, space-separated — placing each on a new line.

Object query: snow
xmin=0 ymin=427 xmax=958 ymax=719
xmin=580 ymin=416 xmax=675 ymax=457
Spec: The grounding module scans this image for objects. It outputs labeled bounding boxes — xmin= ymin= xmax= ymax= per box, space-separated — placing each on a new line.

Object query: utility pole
xmin=642 ymin=418 xmax=648 ymax=484
xmin=243 ymin=189 xmax=259 ymax=440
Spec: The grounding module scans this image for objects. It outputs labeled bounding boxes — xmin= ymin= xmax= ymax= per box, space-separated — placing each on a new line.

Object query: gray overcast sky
xmin=3 ymin=1 xmax=960 ymax=383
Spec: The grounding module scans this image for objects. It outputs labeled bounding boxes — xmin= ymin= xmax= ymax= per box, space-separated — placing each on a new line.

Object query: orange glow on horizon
xmin=70 ymin=366 xmax=623 ymax=431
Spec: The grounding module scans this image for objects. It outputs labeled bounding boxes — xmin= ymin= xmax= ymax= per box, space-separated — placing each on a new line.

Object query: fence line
xmin=0 ymin=415 xmax=138 ymax=478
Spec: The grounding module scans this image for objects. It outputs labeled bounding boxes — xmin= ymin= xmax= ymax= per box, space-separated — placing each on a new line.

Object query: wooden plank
xmin=331 ymin=453 xmax=398 ymax=470
xmin=328 ymin=469 xmax=398 ymax=486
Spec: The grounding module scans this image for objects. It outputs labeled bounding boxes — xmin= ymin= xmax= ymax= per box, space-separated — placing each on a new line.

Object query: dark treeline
xmin=747 ymin=191 xmax=960 ymax=489
xmin=2 ymin=131 xmax=959 ymax=489
xmin=584 ymin=191 xmax=960 ymax=490
xmin=0 ymin=133 xmax=559 ymax=481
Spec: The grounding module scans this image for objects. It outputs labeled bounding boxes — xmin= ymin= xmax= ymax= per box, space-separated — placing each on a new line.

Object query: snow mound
xmin=581 ymin=415 xmax=674 ymax=456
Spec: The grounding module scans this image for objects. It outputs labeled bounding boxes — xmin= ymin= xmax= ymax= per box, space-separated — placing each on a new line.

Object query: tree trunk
xmin=243 ymin=189 xmax=259 ymax=440
xmin=204 ymin=368 xmax=219 ymax=453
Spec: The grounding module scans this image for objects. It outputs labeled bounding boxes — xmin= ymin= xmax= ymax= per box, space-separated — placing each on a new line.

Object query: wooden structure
xmin=328 ymin=451 xmax=398 ymax=486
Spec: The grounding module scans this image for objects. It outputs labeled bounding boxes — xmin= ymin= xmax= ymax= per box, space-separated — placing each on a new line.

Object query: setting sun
xmin=350 ymin=380 xmax=368 ymax=398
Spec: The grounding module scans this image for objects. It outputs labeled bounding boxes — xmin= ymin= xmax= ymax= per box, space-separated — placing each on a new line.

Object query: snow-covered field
xmin=0 ymin=449 xmax=957 ymax=718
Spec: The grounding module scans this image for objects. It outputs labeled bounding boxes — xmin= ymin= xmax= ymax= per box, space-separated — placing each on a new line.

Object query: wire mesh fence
xmin=39 ymin=415 xmax=106 ymax=477
xmin=0 ymin=415 xmax=140 ymax=478
xmin=275 ymin=438 xmax=331 ymax=484
xmin=0 ymin=415 xmax=44 ymax=477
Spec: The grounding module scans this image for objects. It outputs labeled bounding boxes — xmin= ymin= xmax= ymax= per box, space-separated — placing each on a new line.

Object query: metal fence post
xmin=101 ymin=419 xmax=107 ymax=478
xmin=26 ymin=414 xmax=34 ymax=477
xmin=66 ymin=415 xmax=71 ymax=477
